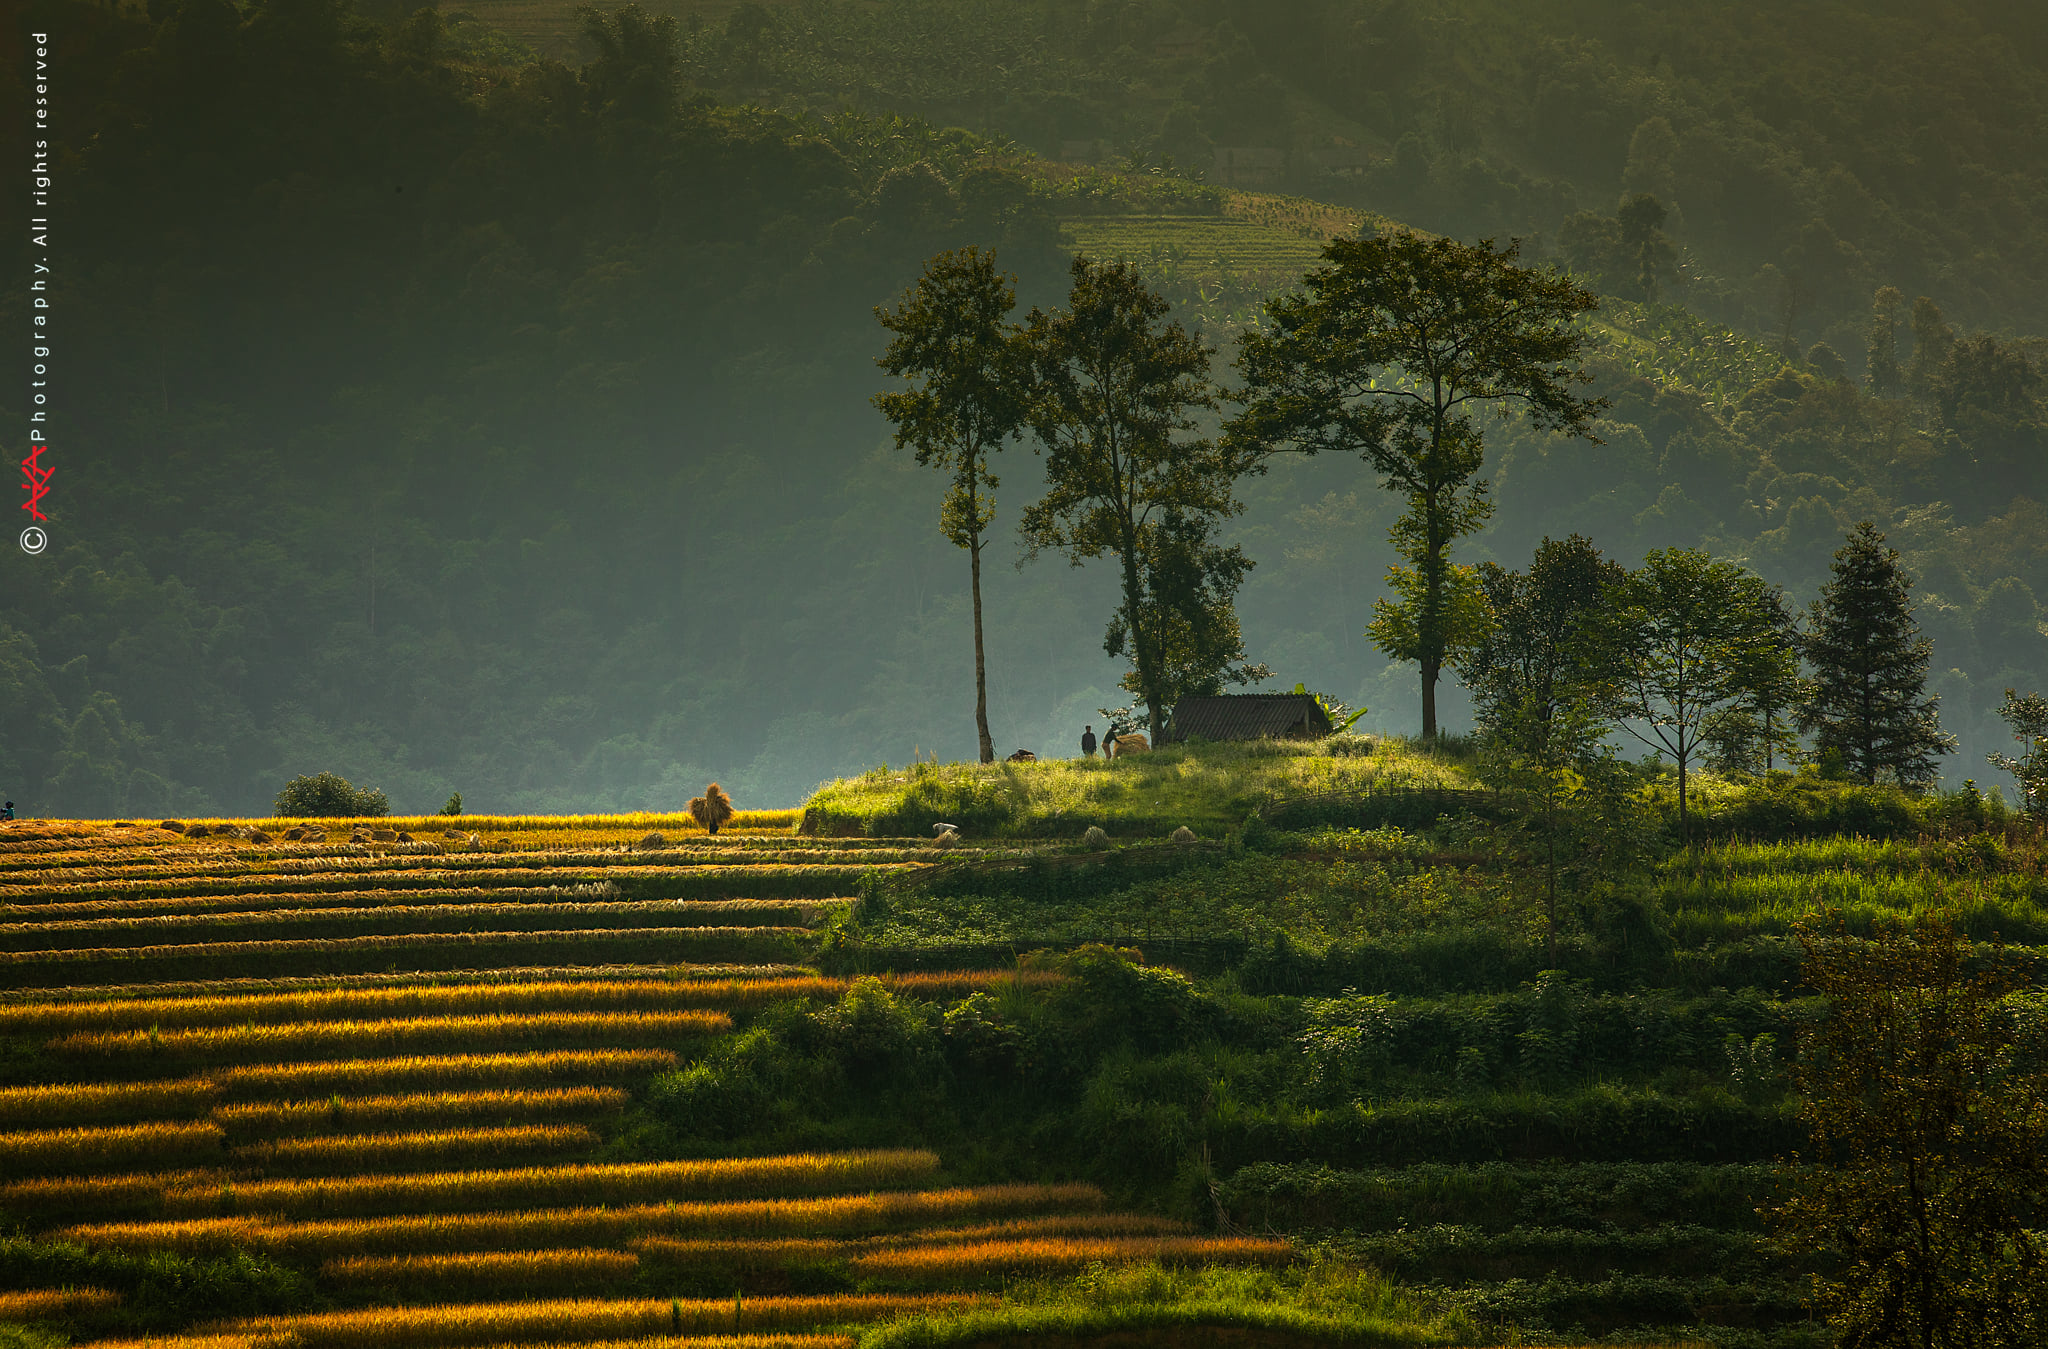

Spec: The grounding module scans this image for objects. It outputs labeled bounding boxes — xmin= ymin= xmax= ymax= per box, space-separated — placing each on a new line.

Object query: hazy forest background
xmin=4 ymin=0 xmax=2047 ymax=815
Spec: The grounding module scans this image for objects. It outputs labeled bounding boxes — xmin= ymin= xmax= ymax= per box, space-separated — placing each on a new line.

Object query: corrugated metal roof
xmin=1164 ymin=694 xmax=1332 ymax=743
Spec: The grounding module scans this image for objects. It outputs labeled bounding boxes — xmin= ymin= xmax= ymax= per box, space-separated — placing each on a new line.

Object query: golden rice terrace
xmin=0 ymin=815 xmax=1287 ymax=1349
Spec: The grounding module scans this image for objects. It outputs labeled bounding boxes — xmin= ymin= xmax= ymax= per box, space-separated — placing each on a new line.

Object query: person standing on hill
xmin=1080 ymin=725 xmax=1097 ymax=758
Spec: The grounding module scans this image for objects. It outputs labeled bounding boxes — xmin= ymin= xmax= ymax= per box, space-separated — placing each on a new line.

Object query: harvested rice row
xmin=321 ymin=1247 xmax=639 ymax=1291
xmin=4 ymin=979 xmax=775 ymax=1034
xmin=846 ymin=1234 xmax=1294 ymax=1278
xmin=51 ymin=1010 xmax=731 ymax=1062
xmin=438 ymin=1234 xmax=1285 ymax=1288
xmin=209 ymin=1294 xmax=979 ymax=1349
xmin=0 ymin=885 xmax=633 ymax=921
xmin=0 ymin=1286 xmax=122 ymax=1317
xmin=0 ymin=1145 xmax=931 ymax=1226
xmin=157 ymin=1148 xmax=942 ymax=1219
xmin=84 ymin=1338 xmax=849 ymax=1349
xmin=0 ymin=1170 xmax=220 ymax=1223
xmin=3 ymin=972 xmax=1055 ymax=1035
xmin=0 ymin=1120 xmax=601 ymax=1181
xmin=447 ymin=1338 xmax=851 ymax=1349
xmin=633 ymin=1211 xmax=1191 ymax=1265
xmin=0 ymin=927 xmax=814 ymax=986
xmin=0 ymin=1120 xmax=223 ymax=1175
xmin=216 ymin=1048 xmax=678 ymax=1096
xmin=66 ymin=1184 xmax=1106 ymax=1256
xmin=0 ymin=1077 xmax=217 ymax=1127
xmin=0 ymin=862 xmax=914 ymax=903
xmin=216 ymin=1087 xmax=629 ymax=1137
xmin=0 ymin=900 xmax=845 ymax=953
xmin=0 ymin=963 xmax=809 ymax=1006
xmin=0 ymin=1061 xmax=669 ymax=1207
xmin=236 ymin=1124 xmax=599 ymax=1174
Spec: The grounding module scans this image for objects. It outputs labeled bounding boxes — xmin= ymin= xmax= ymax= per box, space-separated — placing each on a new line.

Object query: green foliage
xmin=875 ymin=246 xmax=1032 ymax=763
xmin=859 ymin=1258 xmax=1463 ymax=1349
xmin=1602 ymin=548 xmax=1799 ymax=830
xmin=647 ymin=980 xmax=948 ymax=1143
xmin=1229 ymin=231 xmax=1604 ymax=737
xmin=1220 ymin=1159 xmax=1778 ymax=1234
xmin=1769 ymin=913 xmax=2048 ymax=1347
xmin=439 ymin=792 xmax=462 ymax=815
xmin=1987 ymin=689 xmax=2048 ymax=815
xmin=0 ymin=1235 xmax=313 ymax=1327
xmin=1801 ymin=522 xmax=1955 ymax=788
xmin=273 ymin=772 xmax=390 ymax=818
xmin=1020 ymin=257 xmax=1255 ymax=739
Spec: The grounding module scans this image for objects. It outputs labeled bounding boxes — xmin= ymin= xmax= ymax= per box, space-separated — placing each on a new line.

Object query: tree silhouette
xmin=1602 ymin=548 xmax=1795 ymax=831
xmin=874 ymin=248 xmax=1031 ymax=764
xmin=1770 ymin=912 xmax=2048 ymax=1348
xmin=1801 ymin=522 xmax=1954 ymax=787
xmin=1228 ymin=231 xmax=1603 ymax=737
xmin=1020 ymin=257 xmax=1249 ymax=741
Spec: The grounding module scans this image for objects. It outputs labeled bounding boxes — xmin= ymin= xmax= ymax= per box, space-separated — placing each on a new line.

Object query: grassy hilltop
xmin=5 ymin=739 xmax=2037 ymax=1347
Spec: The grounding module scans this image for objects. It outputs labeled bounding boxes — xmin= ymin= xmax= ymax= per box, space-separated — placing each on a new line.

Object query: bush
xmin=273 ymin=772 xmax=389 ymax=818
xmin=440 ymin=792 xmax=463 ymax=815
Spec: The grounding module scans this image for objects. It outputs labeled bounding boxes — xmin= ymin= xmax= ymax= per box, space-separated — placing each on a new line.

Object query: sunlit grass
xmin=802 ymin=735 xmax=1479 ymax=837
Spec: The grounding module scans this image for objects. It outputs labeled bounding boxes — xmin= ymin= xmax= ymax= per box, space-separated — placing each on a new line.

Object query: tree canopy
xmin=1020 ymin=257 xmax=1257 ymax=740
xmin=1229 ymin=231 xmax=1604 ymax=736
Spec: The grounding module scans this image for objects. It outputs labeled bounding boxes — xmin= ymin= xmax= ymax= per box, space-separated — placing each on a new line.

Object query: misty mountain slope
xmin=657 ymin=0 xmax=2048 ymax=352
xmin=1 ymin=0 xmax=2042 ymax=815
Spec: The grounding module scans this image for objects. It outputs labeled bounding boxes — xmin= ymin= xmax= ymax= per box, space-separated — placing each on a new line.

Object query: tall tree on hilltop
xmin=1227 ymin=231 xmax=1605 ymax=737
xmin=1020 ymin=256 xmax=1257 ymax=742
xmin=1602 ymin=548 xmax=1798 ymax=832
xmin=874 ymin=247 xmax=1031 ymax=764
xmin=1801 ymin=522 xmax=1955 ymax=787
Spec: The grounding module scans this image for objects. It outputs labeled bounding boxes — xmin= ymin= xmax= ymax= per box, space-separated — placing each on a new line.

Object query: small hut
xmin=1162 ymin=693 xmax=1333 ymax=744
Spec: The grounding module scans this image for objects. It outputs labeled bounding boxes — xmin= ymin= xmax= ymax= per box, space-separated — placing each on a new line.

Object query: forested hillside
xmin=662 ymin=0 xmax=2048 ymax=349
xmin=3 ymin=0 xmax=2045 ymax=816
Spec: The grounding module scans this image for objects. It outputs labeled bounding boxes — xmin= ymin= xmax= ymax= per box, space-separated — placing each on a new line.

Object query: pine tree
xmin=1801 ymin=522 xmax=1955 ymax=786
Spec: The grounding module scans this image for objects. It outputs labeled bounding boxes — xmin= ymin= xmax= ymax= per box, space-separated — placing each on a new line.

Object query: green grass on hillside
xmin=798 ymin=737 xmax=1481 ymax=839
xmin=854 ymin=1259 xmax=1469 ymax=1349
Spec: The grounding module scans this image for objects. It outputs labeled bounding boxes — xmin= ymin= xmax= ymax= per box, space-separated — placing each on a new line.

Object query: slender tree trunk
xmin=1120 ymin=545 xmax=1160 ymax=741
xmin=1418 ymin=505 xmax=1446 ymax=740
xmin=1546 ymin=781 xmax=1559 ymax=966
xmin=1677 ymin=752 xmax=1689 ymax=836
xmin=970 ymin=530 xmax=994 ymax=764
xmin=1114 ymin=484 xmax=1162 ymax=743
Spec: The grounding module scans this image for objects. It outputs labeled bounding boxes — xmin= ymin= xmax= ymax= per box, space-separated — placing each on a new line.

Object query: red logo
xmin=20 ymin=446 xmax=52 ymax=522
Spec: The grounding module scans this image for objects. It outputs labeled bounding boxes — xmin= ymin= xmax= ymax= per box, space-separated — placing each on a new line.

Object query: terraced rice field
xmin=0 ymin=819 xmax=1279 ymax=1349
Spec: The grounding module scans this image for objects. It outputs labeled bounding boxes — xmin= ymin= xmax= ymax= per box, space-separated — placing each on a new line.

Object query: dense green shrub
xmin=1702 ymin=775 xmax=2012 ymax=840
xmin=1219 ymin=1159 xmax=1778 ymax=1234
xmin=647 ymin=979 xmax=948 ymax=1141
xmin=0 ymin=1236 xmax=312 ymax=1327
xmin=273 ymin=771 xmax=389 ymax=818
